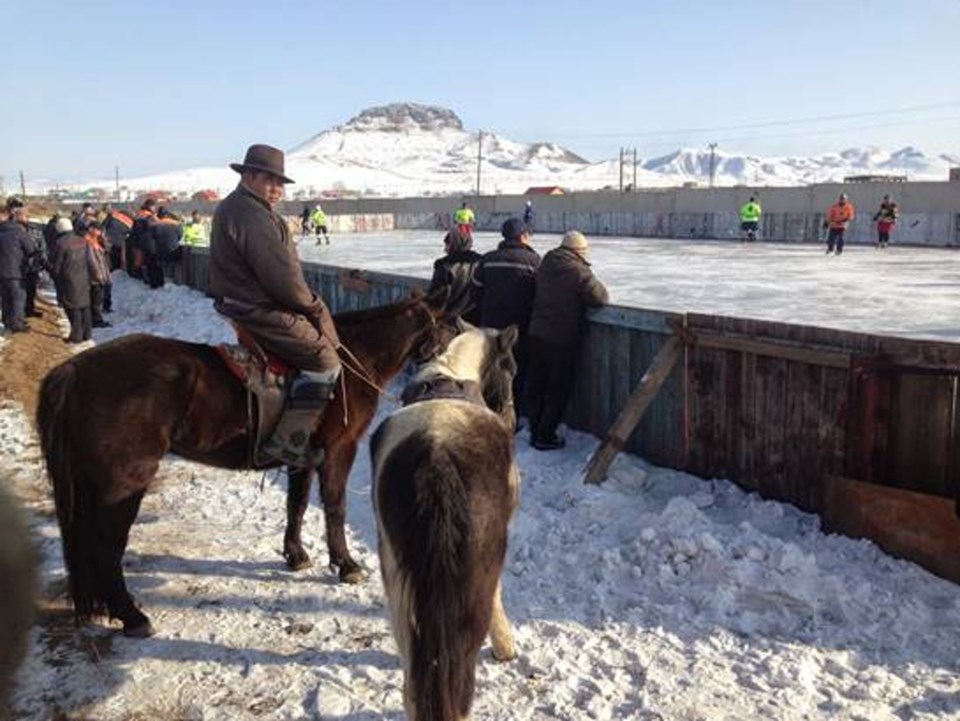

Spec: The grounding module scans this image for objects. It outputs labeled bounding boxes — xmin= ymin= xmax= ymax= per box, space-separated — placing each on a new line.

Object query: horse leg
xmin=488 ymin=579 xmax=517 ymax=661
xmin=96 ymin=490 xmax=153 ymax=637
xmin=320 ymin=443 xmax=365 ymax=583
xmin=283 ymin=466 xmax=314 ymax=571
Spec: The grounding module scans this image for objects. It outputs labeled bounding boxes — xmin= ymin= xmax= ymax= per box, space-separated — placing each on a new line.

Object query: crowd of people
xmin=739 ymin=192 xmax=901 ymax=252
xmin=0 ymin=197 xmax=210 ymax=341
xmin=427 ymin=204 xmax=608 ymax=451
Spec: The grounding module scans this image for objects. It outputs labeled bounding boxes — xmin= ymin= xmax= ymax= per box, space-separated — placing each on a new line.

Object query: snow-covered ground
xmin=5 ymin=275 xmax=960 ymax=720
xmin=297 ymin=230 xmax=960 ymax=342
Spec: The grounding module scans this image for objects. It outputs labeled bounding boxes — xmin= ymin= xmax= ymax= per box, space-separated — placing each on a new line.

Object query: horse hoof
xmin=492 ymin=645 xmax=518 ymax=662
xmin=122 ymin=620 xmax=155 ymax=638
xmin=339 ymin=566 xmax=367 ymax=584
xmin=284 ymin=549 xmax=313 ymax=571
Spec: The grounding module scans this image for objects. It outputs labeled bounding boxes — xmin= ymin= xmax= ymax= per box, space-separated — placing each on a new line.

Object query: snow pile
xmin=4 ymin=273 xmax=960 ymax=719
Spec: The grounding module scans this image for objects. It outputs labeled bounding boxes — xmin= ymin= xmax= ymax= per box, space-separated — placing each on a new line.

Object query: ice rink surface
xmin=298 ymin=230 xmax=960 ymax=341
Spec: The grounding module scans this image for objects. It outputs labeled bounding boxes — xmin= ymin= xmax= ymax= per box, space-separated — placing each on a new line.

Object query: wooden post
xmin=583 ymin=335 xmax=682 ymax=485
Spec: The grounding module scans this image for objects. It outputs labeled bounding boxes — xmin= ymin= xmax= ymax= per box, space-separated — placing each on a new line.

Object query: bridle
xmin=333 ymin=302 xmax=441 ymax=422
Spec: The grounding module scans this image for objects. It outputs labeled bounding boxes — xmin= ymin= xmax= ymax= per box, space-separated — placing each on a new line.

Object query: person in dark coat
xmin=73 ymin=203 xmax=97 ymax=235
xmin=0 ymin=203 xmax=37 ymax=333
xmin=85 ymin=224 xmax=112 ymax=328
xmin=43 ymin=212 xmax=61 ymax=250
xmin=300 ymin=204 xmax=311 ymax=235
xmin=6 ymin=199 xmax=43 ymax=318
xmin=152 ymin=207 xmax=183 ymax=287
xmin=127 ymin=198 xmax=158 ymax=279
xmin=209 ymin=143 xmax=342 ymax=464
xmin=523 ymin=200 xmax=535 ymax=233
xmin=427 ymin=226 xmax=482 ymax=325
xmin=48 ymin=226 xmax=94 ymax=343
xmin=103 ymin=207 xmax=133 ymax=275
xmin=473 ymin=217 xmax=541 ymax=413
xmin=46 ymin=217 xmax=73 ymax=307
xmin=526 ymin=231 xmax=609 ymax=450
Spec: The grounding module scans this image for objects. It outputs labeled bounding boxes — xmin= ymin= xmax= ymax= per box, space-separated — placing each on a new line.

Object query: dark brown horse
xmin=37 ymin=290 xmax=448 ymax=637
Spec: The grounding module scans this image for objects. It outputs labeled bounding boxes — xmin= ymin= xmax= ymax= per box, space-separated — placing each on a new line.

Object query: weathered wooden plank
xmin=762 ymin=356 xmax=790 ymax=502
xmin=693 ymin=330 xmax=851 ymax=369
xmin=888 ymin=374 xmax=955 ymax=497
xmin=584 ymin=336 xmax=682 ymax=485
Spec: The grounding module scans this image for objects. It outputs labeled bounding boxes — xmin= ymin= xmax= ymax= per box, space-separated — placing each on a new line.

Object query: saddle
xmin=216 ymin=323 xmax=296 ymax=468
xmin=400 ymin=374 xmax=485 ymax=407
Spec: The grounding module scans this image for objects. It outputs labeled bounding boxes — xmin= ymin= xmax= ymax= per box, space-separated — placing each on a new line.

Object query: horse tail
xmin=376 ymin=432 xmax=481 ymax=721
xmin=37 ymin=361 xmax=100 ymax=621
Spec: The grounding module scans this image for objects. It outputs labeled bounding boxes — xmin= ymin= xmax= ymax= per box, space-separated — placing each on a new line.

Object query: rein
xmin=335 ymin=304 xmax=440 ymax=416
xmin=337 ymin=343 xmax=399 ymax=402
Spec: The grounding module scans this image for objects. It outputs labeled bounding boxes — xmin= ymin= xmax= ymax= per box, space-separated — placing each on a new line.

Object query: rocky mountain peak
xmin=342 ymin=103 xmax=464 ymax=133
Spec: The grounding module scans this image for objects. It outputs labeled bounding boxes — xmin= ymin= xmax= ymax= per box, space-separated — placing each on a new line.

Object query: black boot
xmin=260 ymin=369 xmax=339 ymax=467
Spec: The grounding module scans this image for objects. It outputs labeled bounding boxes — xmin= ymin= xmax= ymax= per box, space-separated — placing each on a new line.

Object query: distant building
xmin=949 ymin=168 xmax=960 ymax=182
xmin=524 ymin=185 xmax=565 ymax=196
xmin=191 ymin=189 xmax=220 ymax=202
xmin=843 ymin=174 xmax=908 ymax=184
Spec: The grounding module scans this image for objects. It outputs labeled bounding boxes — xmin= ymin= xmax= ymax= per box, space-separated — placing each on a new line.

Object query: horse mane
xmin=333 ymin=290 xmax=425 ymax=327
xmin=412 ymin=328 xmax=490 ymax=383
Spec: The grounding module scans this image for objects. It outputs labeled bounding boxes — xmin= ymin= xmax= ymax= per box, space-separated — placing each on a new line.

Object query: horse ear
xmin=498 ymin=325 xmax=519 ymax=353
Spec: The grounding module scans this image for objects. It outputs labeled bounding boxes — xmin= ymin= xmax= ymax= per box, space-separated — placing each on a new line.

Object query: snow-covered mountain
xmin=58 ymin=103 xmax=960 ymax=197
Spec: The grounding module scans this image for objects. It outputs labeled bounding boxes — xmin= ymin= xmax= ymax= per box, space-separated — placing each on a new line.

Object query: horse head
xmin=409 ymin=286 xmax=452 ymax=364
xmin=407 ymin=323 xmax=519 ymax=429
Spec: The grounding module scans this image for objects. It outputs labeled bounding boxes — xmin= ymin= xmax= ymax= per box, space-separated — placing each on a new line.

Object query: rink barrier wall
xmin=181 ymin=248 xmax=960 ymax=520
xmin=146 ymin=180 xmax=960 ymax=246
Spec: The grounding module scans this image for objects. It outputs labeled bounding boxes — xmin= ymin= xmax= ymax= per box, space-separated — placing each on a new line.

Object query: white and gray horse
xmin=371 ymin=324 xmax=520 ymax=721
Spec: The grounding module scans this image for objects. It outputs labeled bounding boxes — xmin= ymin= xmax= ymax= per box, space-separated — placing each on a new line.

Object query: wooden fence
xmin=182 ymin=248 xmax=960 ymax=578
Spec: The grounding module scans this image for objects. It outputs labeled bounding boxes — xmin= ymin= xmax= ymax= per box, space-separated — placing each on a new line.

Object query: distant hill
xmin=56 ymin=103 xmax=960 ymax=197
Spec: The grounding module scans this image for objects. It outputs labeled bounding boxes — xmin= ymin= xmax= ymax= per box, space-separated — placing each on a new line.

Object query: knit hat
xmin=501 ymin=217 xmax=526 ymax=242
xmin=54 ymin=217 xmax=73 ymax=234
xmin=561 ymin=230 xmax=589 ymax=254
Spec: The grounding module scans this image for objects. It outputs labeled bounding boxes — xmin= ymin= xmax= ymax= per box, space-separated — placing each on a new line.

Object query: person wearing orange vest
xmin=823 ymin=193 xmax=855 ymax=255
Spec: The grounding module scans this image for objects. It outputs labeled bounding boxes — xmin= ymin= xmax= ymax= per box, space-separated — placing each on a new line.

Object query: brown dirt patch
xmin=0 ymin=298 xmax=71 ymax=419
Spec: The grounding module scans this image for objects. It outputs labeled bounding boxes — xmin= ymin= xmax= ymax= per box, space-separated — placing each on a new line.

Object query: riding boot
xmin=260 ymin=367 xmax=340 ymax=467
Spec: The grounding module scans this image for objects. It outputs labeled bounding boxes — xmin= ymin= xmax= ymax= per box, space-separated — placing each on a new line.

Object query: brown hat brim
xmin=229 ymin=162 xmax=295 ymax=184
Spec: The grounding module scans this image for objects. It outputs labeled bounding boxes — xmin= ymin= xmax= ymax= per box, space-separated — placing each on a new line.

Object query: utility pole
xmin=618 ymin=148 xmax=624 ymax=193
xmin=632 ymin=148 xmax=638 ymax=192
xmin=707 ymin=143 xmax=718 ymax=188
xmin=475 ymin=130 xmax=483 ymax=196
xmin=115 ymin=165 xmax=120 ymax=201
xmin=19 ymin=170 xmax=26 ymax=197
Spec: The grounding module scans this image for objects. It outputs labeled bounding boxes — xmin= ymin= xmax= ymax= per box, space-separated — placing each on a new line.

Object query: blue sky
xmin=3 ymin=0 xmax=958 ymax=184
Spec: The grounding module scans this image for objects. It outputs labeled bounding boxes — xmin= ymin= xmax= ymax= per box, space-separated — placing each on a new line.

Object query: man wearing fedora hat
xmin=209 ymin=143 xmax=341 ymax=466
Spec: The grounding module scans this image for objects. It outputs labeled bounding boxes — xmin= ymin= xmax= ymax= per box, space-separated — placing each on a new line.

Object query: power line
xmin=536 ymin=101 xmax=960 ymax=141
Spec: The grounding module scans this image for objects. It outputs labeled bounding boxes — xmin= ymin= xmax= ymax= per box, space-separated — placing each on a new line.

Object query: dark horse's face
xmin=410 ymin=288 xmax=453 ymax=363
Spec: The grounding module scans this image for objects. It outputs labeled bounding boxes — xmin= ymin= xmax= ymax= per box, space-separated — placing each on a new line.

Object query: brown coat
xmin=209 ymin=183 xmax=340 ymax=371
xmin=527 ymin=247 xmax=609 ymax=348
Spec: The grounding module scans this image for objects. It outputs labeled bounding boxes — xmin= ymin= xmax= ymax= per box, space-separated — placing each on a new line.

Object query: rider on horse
xmin=209 ymin=144 xmax=342 ymax=465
